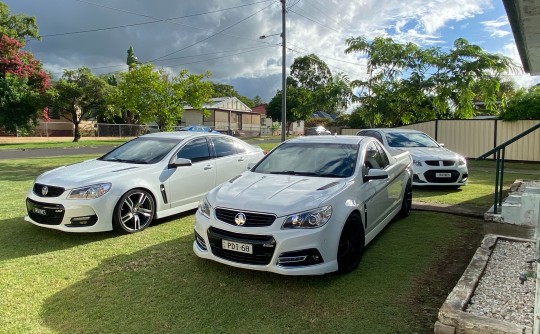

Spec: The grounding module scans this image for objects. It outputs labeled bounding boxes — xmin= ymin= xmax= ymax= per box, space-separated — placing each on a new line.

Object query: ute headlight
xmin=413 ymin=160 xmax=422 ymax=167
xmin=198 ymin=196 xmax=211 ymax=218
xmin=458 ymin=157 xmax=467 ymax=166
xmin=282 ymin=206 xmax=332 ymax=229
xmin=67 ymin=183 xmax=111 ymax=199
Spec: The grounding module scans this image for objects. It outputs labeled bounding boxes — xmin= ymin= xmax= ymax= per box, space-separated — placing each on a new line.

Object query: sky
xmin=5 ymin=0 xmax=540 ymax=103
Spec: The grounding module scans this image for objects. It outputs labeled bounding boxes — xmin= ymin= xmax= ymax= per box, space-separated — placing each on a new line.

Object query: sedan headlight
xmin=282 ymin=206 xmax=332 ymax=229
xmin=67 ymin=183 xmax=111 ymax=199
xmin=413 ymin=160 xmax=422 ymax=167
xmin=198 ymin=196 xmax=211 ymax=218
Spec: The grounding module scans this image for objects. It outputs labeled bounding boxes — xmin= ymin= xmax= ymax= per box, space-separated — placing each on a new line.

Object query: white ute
xmin=193 ymin=135 xmax=413 ymax=275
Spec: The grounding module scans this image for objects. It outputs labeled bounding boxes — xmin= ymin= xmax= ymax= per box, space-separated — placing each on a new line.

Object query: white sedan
xmin=357 ymin=128 xmax=468 ymax=187
xmin=193 ymin=135 xmax=412 ymax=275
xmin=25 ymin=132 xmax=264 ymax=233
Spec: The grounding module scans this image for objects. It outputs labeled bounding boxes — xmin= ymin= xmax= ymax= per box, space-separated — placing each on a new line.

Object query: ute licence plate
xmin=222 ymin=239 xmax=253 ymax=254
xmin=436 ymin=172 xmax=452 ymax=178
xmin=33 ymin=207 xmax=47 ymax=215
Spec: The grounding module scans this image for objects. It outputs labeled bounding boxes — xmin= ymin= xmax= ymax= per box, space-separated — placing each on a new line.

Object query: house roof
xmin=184 ymin=96 xmax=252 ymax=112
xmin=502 ymin=0 xmax=540 ymax=75
xmin=251 ymin=104 xmax=267 ymax=115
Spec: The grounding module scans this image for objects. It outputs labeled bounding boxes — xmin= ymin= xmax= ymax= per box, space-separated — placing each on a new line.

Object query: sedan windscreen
xmin=253 ymin=142 xmax=358 ymax=178
xmin=99 ymin=137 xmax=183 ymax=164
xmin=386 ymin=132 xmax=439 ymax=148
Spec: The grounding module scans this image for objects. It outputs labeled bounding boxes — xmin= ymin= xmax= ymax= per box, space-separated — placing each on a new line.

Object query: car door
xmin=361 ymin=140 xmax=392 ymax=233
xmin=210 ymin=136 xmax=246 ymax=185
xmin=168 ymin=137 xmax=216 ymax=208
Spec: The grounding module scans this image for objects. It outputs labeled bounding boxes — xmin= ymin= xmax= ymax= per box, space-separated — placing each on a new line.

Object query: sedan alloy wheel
xmin=113 ymin=189 xmax=155 ymax=233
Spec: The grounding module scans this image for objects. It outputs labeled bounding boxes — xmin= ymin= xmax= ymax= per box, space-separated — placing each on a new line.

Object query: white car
xmin=357 ymin=128 xmax=468 ymax=187
xmin=193 ymin=135 xmax=412 ymax=275
xmin=25 ymin=132 xmax=264 ymax=233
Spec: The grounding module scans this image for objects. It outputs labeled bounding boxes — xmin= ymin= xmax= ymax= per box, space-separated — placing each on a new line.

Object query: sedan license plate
xmin=436 ymin=172 xmax=452 ymax=178
xmin=222 ymin=239 xmax=253 ymax=254
xmin=33 ymin=207 xmax=47 ymax=216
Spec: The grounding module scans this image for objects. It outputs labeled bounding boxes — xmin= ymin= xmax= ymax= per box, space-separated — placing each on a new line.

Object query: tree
xmin=0 ymin=2 xmax=39 ymax=41
xmin=126 ymin=46 xmax=140 ymax=70
xmin=107 ymin=64 xmax=214 ymax=131
xmin=252 ymin=95 xmax=264 ymax=106
xmin=289 ymin=54 xmax=332 ymax=91
xmin=210 ymin=83 xmax=254 ymax=107
xmin=0 ymin=34 xmax=51 ymax=133
xmin=500 ymin=85 xmax=540 ymax=120
xmin=52 ymin=67 xmax=109 ymax=142
xmin=344 ymin=36 xmax=516 ymax=127
xmin=266 ymin=86 xmax=311 ymax=134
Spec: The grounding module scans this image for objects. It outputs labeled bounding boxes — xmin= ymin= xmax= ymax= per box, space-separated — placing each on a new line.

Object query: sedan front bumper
xmin=193 ymin=210 xmax=339 ymax=275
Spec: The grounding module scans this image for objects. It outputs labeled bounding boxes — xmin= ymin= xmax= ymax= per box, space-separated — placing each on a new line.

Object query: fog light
xmin=277 ymin=249 xmax=324 ymax=267
xmin=69 ymin=215 xmax=98 ymax=226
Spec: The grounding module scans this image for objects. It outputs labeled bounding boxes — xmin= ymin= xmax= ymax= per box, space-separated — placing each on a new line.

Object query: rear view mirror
xmin=169 ymin=157 xmax=192 ymax=168
xmin=363 ymin=169 xmax=389 ymax=182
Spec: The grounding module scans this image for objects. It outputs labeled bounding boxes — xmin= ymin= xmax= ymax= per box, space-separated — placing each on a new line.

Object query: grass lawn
xmin=413 ymin=159 xmax=540 ymax=209
xmin=1 ymin=153 xmax=537 ymax=333
xmin=0 ymin=139 xmax=131 ymax=151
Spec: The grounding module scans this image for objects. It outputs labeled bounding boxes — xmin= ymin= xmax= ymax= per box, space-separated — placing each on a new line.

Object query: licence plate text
xmin=222 ymin=239 xmax=253 ymax=254
xmin=33 ymin=207 xmax=47 ymax=215
xmin=436 ymin=173 xmax=452 ymax=178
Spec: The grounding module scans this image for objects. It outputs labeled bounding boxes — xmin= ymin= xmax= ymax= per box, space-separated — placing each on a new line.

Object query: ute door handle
xmin=204 ymin=164 xmax=214 ymax=170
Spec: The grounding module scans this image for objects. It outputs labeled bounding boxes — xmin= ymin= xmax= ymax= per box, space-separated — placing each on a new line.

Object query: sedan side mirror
xmin=169 ymin=157 xmax=192 ymax=168
xmin=363 ymin=168 xmax=389 ymax=182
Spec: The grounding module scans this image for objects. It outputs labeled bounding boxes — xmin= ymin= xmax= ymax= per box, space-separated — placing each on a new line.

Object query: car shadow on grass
xmin=38 ymin=212 xmax=483 ymax=334
xmin=0 ymin=217 xmax=116 ymax=262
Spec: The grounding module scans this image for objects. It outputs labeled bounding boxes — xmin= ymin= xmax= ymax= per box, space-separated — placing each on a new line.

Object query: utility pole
xmin=281 ymin=0 xmax=286 ymax=142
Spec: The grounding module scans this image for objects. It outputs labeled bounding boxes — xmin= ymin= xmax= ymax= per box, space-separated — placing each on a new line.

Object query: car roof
xmin=139 ymin=131 xmax=222 ymax=140
xmin=287 ymin=135 xmax=367 ymax=145
xmin=361 ymin=128 xmax=425 ymax=134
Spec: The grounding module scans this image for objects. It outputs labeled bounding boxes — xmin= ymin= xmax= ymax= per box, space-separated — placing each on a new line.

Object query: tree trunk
xmin=73 ymin=121 xmax=81 ymax=142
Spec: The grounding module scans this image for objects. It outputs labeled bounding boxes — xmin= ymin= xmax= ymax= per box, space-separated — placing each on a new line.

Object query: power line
xmin=288 ymin=8 xmax=341 ymax=35
xmin=36 ymin=0 xmax=273 ymax=39
xmin=286 ymin=46 xmax=363 ymax=79
xmin=164 ymin=45 xmax=278 ymax=69
xmin=34 ymin=0 xmax=272 ymax=41
xmin=146 ymin=2 xmax=276 ymax=63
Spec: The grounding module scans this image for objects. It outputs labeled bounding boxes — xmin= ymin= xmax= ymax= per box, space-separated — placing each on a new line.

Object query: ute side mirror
xmin=439 ymin=143 xmax=445 ymax=147
xmin=363 ymin=168 xmax=389 ymax=182
xmin=169 ymin=157 xmax=192 ymax=168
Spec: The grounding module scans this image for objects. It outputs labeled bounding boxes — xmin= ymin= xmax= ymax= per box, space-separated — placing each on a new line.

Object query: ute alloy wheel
xmin=399 ymin=181 xmax=412 ymax=218
xmin=113 ymin=189 xmax=155 ymax=234
xmin=336 ymin=214 xmax=365 ymax=274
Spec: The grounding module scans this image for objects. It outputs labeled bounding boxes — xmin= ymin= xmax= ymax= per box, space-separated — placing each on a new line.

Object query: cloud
xmin=481 ymin=16 xmax=511 ymax=38
xmin=5 ymin=0 xmax=499 ymax=101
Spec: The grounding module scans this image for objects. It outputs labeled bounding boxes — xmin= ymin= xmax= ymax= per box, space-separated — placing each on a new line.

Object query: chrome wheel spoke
xmin=121 ymin=212 xmax=133 ymax=224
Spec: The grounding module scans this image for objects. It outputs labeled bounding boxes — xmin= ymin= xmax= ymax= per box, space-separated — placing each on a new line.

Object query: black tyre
xmin=113 ymin=189 xmax=155 ymax=234
xmin=399 ymin=181 xmax=412 ymax=218
xmin=337 ymin=214 xmax=365 ymax=274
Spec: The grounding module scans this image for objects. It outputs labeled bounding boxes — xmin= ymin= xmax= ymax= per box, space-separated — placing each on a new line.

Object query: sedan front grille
xmin=207 ymin=227 xmax=275 ymax=265
xmin=424 ymin=160 xmax=456 ymax=167
xmin=26 ymin=198 xmax=65 ymax=225
xmin=215 ymin=208 xmax=276 ymax=227
xmin=33 ymin=183 xmax=65 ymax=197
